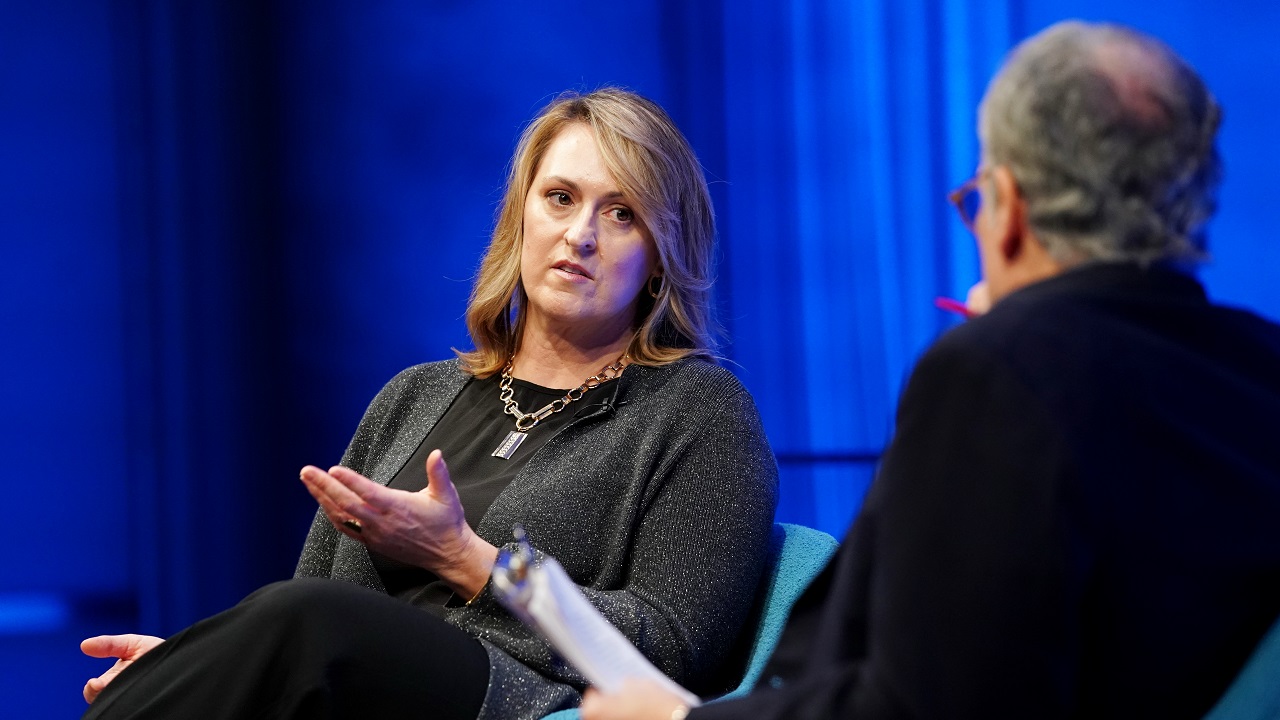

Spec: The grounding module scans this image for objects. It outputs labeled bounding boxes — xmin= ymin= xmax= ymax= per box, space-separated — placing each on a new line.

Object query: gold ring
xmin=342 ymin=518 xmax=363 ymax=533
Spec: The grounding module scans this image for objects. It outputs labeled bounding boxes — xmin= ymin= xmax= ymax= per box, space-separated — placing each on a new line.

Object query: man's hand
xmin=966 ymin=280 xmax=992 ymax=315
xmin=579 ymin=679 xmax=691 ymax=720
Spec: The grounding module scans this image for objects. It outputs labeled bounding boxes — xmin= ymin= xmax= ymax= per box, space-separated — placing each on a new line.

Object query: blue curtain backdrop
xmin=3 ymin=0 xmax=1278 ymax=714
xmin=718 ymin=0 xmax=1015 ymax=531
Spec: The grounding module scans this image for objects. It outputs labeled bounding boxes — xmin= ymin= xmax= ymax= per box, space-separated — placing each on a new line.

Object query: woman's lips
xmin=552 ymin=261 xmax=593 ymax=280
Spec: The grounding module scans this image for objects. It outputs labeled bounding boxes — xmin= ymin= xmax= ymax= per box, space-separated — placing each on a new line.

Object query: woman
xmin=81 ymin=88 xmax=778 ymax=720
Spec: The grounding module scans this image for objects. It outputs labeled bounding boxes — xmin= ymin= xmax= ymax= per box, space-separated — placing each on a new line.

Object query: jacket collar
xmin=1000 ymin=260 xmax=1208 ymax=309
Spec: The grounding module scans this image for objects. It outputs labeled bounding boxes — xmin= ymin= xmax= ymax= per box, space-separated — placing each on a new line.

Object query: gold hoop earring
xmin=647 ymin=275 xmax=663 ymax=299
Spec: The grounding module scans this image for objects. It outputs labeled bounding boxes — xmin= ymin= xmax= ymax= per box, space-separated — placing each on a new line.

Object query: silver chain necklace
xmin=490 ymin=355 xmax=627 ymax=459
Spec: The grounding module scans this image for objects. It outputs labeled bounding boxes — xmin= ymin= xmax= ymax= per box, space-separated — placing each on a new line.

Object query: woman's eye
xmin=611 ymin=207 xmax=633 ymax=223
xmin=548 ymin=191 xmax=571 ymax=205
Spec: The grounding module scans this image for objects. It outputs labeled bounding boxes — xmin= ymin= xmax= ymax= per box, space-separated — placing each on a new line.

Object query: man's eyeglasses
xmin=948 ymin=170 xmax=986 ymax=232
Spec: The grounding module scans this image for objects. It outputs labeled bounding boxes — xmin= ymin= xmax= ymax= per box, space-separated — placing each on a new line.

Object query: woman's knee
xmin=236 ymin=578 xmax=376 ymax=637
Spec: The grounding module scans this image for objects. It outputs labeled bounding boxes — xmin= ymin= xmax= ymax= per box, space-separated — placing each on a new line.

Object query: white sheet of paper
xmin=492 ymin=552 xmax=701 ymax=707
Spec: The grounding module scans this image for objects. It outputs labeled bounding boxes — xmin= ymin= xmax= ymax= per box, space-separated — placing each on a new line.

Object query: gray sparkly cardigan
xmin=294 ymin=357 xmax=779 ymax=719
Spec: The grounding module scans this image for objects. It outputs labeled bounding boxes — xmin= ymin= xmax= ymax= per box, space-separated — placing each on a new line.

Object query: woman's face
xmin=519 ymin=123 xmax=659 ymax=346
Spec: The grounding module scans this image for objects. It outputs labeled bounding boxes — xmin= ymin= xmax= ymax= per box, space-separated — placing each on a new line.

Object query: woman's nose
xmin=563 ymin=211 xmax=597 ymax=252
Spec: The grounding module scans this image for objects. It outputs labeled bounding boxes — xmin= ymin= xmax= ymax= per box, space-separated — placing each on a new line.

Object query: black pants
xmin=83 ymin=578 xmax=491 ymax=720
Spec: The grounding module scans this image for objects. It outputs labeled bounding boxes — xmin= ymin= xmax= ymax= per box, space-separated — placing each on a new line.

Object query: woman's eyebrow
xmin=540 ymin=175 xmax=626 ymax=201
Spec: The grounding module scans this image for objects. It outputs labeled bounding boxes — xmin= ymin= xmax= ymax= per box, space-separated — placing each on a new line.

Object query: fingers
xmin=83 ymin=660 xmax=129 ymax=704
xmin=424 ymin=449 xmax=461 ymax=505
xmin=84 ymin=677 xmax=105 ymax=704
xmin=81 ymin=634 xmax=165 ymax=704
xmin=965 ymin=281 xmax=992 ymax=315
xmin=299 ymin=465 xmax=383 ymax=535
xmin=80 ymin=634 xmax=157 ymax=659
xmin=578 ymin=680 xmax=689 ymax=720
xmin=299 ymin=465 xmax=373 ymax=509
xmin=578 ymin=688 xmax=604 ymax=719
xmin=81 ymin=635 xmax=125 ymax=658
xmin=327 ymin=465 xmax=386 ymax=498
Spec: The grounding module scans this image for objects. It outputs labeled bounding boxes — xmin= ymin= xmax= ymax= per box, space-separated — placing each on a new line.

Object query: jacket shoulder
xmin=641 ymin=356 xmax=747 ymax=393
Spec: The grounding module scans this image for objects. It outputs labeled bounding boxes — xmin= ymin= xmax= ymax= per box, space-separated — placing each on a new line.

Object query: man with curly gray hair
xmin=584 ymin=20 xmax=1280 ymax=720
xmin=971 ymin=21 xmax=1221 ymax=296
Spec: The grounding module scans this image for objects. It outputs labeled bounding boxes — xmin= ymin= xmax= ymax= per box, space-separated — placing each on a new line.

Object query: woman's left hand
xmin=81 ymin=634 xmax=165 ymax=703
xmin=299 ymin=449 xmax=498 ymax=599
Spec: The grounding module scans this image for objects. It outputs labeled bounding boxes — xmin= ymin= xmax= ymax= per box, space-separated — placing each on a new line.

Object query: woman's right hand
xmin=299 ymin=449 xmax=498 ymax=601
xmin=81 ymin=634 xmax=164 ymax=703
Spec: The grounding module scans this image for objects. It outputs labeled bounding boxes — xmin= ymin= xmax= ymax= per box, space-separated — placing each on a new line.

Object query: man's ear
xmin=988 ymin=165 xmax=1026 ymax=262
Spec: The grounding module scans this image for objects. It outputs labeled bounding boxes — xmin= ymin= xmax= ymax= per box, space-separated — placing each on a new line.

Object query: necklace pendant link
xmin=492 ymin=430 xmax=529 ymax=459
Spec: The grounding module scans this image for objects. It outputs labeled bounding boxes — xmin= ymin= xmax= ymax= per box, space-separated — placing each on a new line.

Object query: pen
xmin=934 ymin=296 xmax=976 ymax=319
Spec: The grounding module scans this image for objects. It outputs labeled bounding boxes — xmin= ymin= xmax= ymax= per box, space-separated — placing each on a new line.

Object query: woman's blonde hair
xmin=456 ymin=88 xmax=718 ymax=377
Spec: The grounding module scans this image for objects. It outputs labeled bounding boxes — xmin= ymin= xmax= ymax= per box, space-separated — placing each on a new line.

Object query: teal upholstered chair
xmin=542 ymin=522 xmax=839 ymax=720
xmin=1202 ymin=611 xmax=1280 ymax=720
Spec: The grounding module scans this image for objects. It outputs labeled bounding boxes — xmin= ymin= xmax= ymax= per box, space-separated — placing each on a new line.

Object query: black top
xmin=369 ymin=372 xmax=581 ymax=611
